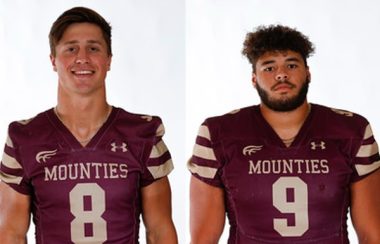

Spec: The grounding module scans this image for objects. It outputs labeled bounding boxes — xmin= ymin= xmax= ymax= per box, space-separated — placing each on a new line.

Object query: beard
xmin=256 ymin=77 xmax=310 ymax=112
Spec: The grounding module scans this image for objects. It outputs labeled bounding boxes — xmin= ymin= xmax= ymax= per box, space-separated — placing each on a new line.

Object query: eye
xmin=288 ymin=64 xmax=298 ymax=69
xmin=89 ymin=46 xmax=100 ymax=52
xmin=263 ymin=66 xmax=274 ymax=72
xmin=66 ymin=47 xmax=77 ymax=53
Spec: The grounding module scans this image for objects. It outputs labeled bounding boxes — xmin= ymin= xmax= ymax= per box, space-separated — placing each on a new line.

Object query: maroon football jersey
xmin=189 ymin=104 xmax=380 ymax=244
xmin=0 ymin=107 xmax=173 ymax=244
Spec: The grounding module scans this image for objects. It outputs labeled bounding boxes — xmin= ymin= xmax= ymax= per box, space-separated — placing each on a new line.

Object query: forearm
xmin=357 ymin=232 xmax=380 ymax=244
xmin=142 ymin=177 xmax=177 ymax=244
xmin=146 ymin=221 xmax=178 ymax=244
xmin=351 ymin=169 xmax=380 ymax=244
xmin=0 ymin=183 xmax=30 ymax=244
xmin=190 ymin=234 xmax=220 ymax=244
xmin=0 ymin=231 xmax=27 ymax=244
xmin=190 ymin=177 xmax=225 ymax=244
xmin=190 ymin=222 xmax=223 ymax=244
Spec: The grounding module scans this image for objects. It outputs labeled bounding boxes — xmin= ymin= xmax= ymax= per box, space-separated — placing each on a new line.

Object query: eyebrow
xmin=260 ymin=60 xmax=275 ymax=66
xmin=62 ymin=40 xmax=103 ymax=45
xmin=285 ymin=57 xmax=302 ymax=62
xmin=260 ymin=57 xmax=302 ymax=66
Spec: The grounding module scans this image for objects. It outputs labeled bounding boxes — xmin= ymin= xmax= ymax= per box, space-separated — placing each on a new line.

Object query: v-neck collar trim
xmin=46 ymin=106 xmax=118 ymax=150
xmin=252 ymin=104 xmax=315 ymax=148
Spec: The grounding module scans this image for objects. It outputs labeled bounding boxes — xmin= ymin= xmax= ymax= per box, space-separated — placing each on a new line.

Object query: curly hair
xmin=242 ymin=25 xmax=315 ymax=72
xmin=49 ymin=7 xmax=112 ymax=57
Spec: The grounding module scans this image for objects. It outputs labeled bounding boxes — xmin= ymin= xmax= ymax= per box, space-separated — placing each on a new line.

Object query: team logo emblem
xmin=111 ymin=142 xmax=128 ymax=152
xmin=36 ymin=149 xmax=57 ymax=163
xmin=311 ymin=141 xmax=326 ymax=150
xmin=243 ymin=145 xmax=263 ymax=156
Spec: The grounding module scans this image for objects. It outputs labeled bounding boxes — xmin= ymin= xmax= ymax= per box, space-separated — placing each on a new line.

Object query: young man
xmin=0 ymin=7 xmax=177 ymax=244
xmin=189 ymin=25 xmax=380 ymax=243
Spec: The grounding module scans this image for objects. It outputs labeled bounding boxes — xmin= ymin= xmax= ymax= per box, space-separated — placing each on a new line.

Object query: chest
xmin=215 ymin=137 xmax=354 ymax=240
xmin=18 ymin=138 xmax=147 ymax=208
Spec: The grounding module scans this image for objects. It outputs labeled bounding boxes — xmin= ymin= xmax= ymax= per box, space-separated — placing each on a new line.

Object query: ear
xmin=107 ymin=55 xmax=112 ymax=71
xmin=306 ymin=67 xmax=311 ymax=83
xmin=252 ymin=73 xmax=257 ymax=87
xmin=50 ymin=54 xmax=57 ymax=72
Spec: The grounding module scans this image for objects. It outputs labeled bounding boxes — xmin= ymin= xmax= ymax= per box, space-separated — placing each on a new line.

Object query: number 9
xmin=272 ymin=177 xmax=309 ymax=237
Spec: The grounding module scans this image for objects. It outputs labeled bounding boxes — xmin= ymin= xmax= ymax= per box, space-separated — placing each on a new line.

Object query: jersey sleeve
xmin=0 ymin=124 xmax=32 ymax=195
xmin=141 ymin=118 xmax=173 ymax=186
xmin=188 ymin=121 xmax=223 ymax=187
xmin=352 ymin=122 xmax=380 ymax=181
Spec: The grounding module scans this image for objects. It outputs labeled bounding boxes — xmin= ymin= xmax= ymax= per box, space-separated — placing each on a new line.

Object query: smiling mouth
xmin=72 ymin=70 xmax=95 ymax=75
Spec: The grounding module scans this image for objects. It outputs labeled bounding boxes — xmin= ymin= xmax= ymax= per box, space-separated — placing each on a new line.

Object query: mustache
xmin=271 ymin=80 xmax=296 ymax=91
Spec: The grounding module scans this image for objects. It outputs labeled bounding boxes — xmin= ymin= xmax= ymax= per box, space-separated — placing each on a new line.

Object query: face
xmin=50 ymin=23 xmax=112 ymax=96
xmin=252 ymin=50 xmax=310 ymax=112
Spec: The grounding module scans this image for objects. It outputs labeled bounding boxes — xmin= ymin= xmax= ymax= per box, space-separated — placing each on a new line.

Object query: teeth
xmin=74 ymin=70 xmax=93 ymax=75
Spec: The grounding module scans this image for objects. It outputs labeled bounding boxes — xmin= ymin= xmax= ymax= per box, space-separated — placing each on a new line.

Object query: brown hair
xmin=49 ymin=6 xmax=112 ymax=56
xmin=242 ymin=25 xmax=314 ymax=72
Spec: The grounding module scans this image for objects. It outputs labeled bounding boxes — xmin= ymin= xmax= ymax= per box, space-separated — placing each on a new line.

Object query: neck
xmin=260 ymin=101 xmax=311 ymax=146
xmin=55 ymin=89 xmax=111 ymax=146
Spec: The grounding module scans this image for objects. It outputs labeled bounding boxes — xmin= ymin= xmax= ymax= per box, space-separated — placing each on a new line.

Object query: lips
xmin=273 ymin=84 xmax=293 ymax=91
xmin=272 ymin=81 xmax=295 ymax=91
xmin=71 ymin=69 xmax=96 ymax=77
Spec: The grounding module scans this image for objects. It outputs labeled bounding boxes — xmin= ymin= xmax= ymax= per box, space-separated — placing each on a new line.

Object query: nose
xmin=75 ymin=50 xmax=89 ymax=64
xmin=275 ymin=69 xmax=288 ymax=82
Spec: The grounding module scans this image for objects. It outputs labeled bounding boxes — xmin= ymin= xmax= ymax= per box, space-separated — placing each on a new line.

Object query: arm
xmin=0 ymin=182 xmax=31 ymax=244
xmin=350 ymin=168 xmax=380 ymax=244
xmin=141 ymin=176 xmax=178 ymax=244
xmin=190 ymin=176 xmax=225 ymax=244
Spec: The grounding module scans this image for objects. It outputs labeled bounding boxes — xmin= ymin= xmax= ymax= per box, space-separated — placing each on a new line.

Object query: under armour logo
xmin=36 ymin=149 xmax=57 ymax=163
xmin=243 ymin=145 xmax=263 ymax=156
xmin=111 ymin=142 xmax=128 ymax=152
xmin=311 ymin=141 xmax=326 ymax=150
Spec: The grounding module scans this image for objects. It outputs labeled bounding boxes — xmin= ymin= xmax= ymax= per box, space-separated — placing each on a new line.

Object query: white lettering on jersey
xmin=141 ymin=115 xmax=153 ymax=122
xmin=44 ymin=162 xmax=128 ymax=181
xmin=228 ymin=109 xmax=241 ymax=114
xmin=273 ymin=177 xmax=309 ymax=237
xmin=249 ymin=159 xmax=329 ymax=175
xmin=331 ymin=108 xmax=354 ymax=117
xmin=36 ymin=149 xmax=58 ymax=163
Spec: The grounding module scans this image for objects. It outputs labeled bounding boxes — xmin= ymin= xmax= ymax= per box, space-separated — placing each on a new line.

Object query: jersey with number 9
xmin=188 ymin=104 xmax=380 ymax=243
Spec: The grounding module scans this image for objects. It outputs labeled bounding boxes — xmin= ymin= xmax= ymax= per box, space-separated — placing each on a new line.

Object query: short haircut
xmin=242 ymin=24 xmax=314 ymax=72
xmin=49 ymin=6 xmax=112 ymax=56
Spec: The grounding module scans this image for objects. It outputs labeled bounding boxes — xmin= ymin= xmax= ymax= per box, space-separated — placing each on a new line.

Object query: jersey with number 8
xmin=0 ymin=107 xmax=173 ymax=243
xmin=188 ymin=104 xmax=380 ymax=243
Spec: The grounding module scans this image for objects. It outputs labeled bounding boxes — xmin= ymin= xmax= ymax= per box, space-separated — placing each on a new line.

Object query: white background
xmin=0 ymin=0 xmax=186 ymax=243
xmin=1 ymin=0 xmax=380 ymax=243
xmin=186 ymin=0 xmax=380 ymax=243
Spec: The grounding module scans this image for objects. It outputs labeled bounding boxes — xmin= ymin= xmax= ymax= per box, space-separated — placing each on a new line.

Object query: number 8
xmin=70 ymin=183 xmax=107 ymax=243
xmin=272 ymin=177 xmax=309 ymax=237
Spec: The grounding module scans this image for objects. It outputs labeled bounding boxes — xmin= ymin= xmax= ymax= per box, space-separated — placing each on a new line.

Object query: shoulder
xmin=314 ymin=104 xmax=367 ymax=121
xmin=113 ymin=107 xmax=165 ymax=138
xmin=205 ymin=105 xmax=256 ymax=126
xmin=312 ymin=104 xmax=370 ymax=137
xmin=8 ymin=109 xmax=52 ymax=143
xmin=201 ymin=105 xmax=258 ymax=141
